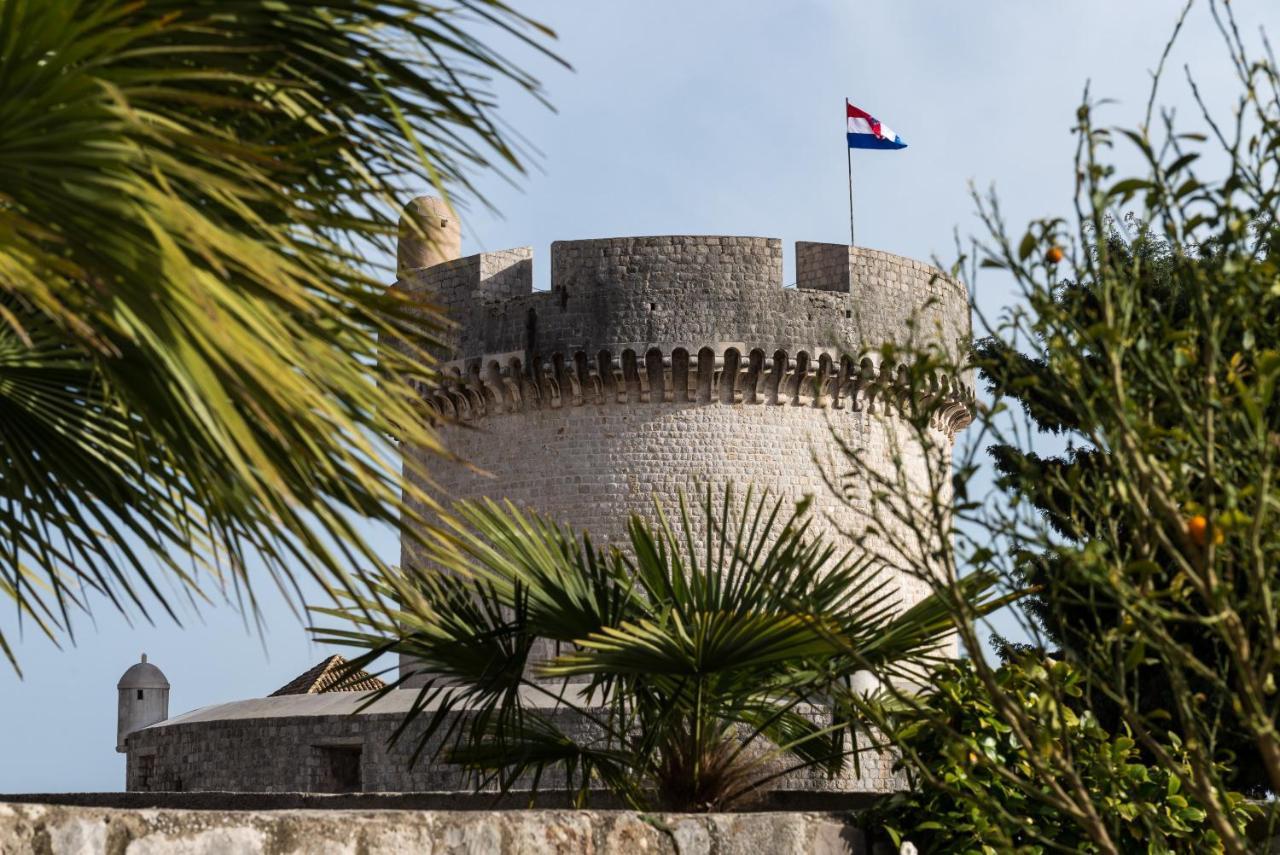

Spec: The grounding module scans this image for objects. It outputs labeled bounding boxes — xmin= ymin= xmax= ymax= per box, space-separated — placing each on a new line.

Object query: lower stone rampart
xmin=123 ymin=693 xmax=906 ymax=796
xmin=0 ymin=803 xmax=869 ymax=855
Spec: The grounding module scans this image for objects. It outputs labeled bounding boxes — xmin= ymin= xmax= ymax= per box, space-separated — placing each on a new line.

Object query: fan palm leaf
xmin=314 ymin=486 xmax=1001 ymax=810
xmin=0 ymin=0 xmax=564 ymax=669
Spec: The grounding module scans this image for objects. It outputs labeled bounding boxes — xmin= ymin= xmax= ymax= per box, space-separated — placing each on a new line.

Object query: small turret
xmin=396 ymin=196 xmax=461 ymax=277
xmin=116 ymin=653 xmax=169 ymax=753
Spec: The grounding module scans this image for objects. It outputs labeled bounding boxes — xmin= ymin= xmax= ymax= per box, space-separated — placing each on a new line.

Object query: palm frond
xmin=315 ymin=485 xmax=997 ymax=810
xmin=0 ymin=0 xmax=563 ymax=663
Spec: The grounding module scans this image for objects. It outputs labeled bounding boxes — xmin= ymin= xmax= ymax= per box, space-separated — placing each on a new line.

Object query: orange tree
xmin=974 ymin=221 xmax=1274 ymax=795
xmin=834 ymin=4 xmax=1280 ymax=852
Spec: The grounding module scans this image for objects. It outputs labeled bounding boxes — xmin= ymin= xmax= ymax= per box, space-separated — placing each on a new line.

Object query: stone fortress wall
xmin=123 ymin=693 xmax=902 ymax=795
xmin=119 ymin=199 xmax=973 ymax=798
xmin=396 ymin=209 xmax=973 ymax=619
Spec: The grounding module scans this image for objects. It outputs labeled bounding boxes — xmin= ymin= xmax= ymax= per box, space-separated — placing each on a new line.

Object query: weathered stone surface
xmin=398 ymin=238 xmax=968 ymax=363
xmin=0 ymin=804 xmax=867 ymax=855
xmin=396 ymin=236 xmax=971 ymax=632
xmin=397 ymin=196 xmax=461 ymax=278
xmin=121 ymin=690 xmax=903 ymax=795
xmin=3 ymin=791 xmax=883 ymax=813
xmin=115 ymin=228 xmax=970 ymax=800
xmin=387 ymin=233 xmax=972 ymax=796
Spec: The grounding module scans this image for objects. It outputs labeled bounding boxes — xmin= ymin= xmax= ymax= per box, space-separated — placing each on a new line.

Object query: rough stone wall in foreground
xmin=0 ymin=803 xmax=868 ymax=855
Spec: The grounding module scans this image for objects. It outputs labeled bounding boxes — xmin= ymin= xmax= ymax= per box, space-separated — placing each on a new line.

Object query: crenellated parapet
xmin=415 ymin=345 xmax=973 ymax=437
xmin=394 ymin=236 xmax=969 ymax=368
xmin=393 ymin=233 xmax=972 ymax=434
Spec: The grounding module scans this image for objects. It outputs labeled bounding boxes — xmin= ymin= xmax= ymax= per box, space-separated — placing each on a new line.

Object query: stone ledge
xmin=0 ymin=802 xmax=867 ymax=855
xmin=0 ymin=791 xmax=884 ymax=812
xmin=419 ymin=345 xmax=973 ymax=436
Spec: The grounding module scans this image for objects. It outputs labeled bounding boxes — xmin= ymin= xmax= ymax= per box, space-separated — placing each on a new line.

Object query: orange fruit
xmin=1045 ymin=246 xmax=1065 ymax=265
xmin=1187 ymin=515 xmax=1223 ymax=546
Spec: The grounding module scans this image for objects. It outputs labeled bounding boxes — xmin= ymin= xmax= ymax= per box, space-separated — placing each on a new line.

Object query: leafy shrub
xmin=873 ymin=656 xmax=1255 ymax=854
xmin=317 ymin=488 xmax=997 ymax=810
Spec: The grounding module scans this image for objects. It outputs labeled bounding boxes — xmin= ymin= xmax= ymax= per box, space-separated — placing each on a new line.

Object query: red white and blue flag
xmin=846 ymin=101 xmax=907 ymax=150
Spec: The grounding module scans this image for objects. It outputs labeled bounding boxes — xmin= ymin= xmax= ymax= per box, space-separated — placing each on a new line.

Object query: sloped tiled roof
xmin=269 ymin=655 xmax=386 ymax=697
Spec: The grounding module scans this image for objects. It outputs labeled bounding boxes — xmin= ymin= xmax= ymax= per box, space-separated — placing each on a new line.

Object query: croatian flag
xmin=846 ymin=101 xmax=907 ymax=150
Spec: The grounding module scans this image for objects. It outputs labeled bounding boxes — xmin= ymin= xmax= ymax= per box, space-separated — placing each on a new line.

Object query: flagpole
xmin=846 ymin=135 xmax=855 ymax=246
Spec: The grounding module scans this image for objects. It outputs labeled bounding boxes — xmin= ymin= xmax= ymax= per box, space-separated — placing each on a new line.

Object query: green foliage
xmin=314 ymin=487 xmax=1000 ymax=811
xmin=830 ymin=6 xmax=1280 ymax=850
xmin=974 ymin=226 xmax=1275 ymax=794
xmin=873 ymin=657 xmax=1255 ymax=854
xmin=0 ymin=0 xmax=561 ymax=668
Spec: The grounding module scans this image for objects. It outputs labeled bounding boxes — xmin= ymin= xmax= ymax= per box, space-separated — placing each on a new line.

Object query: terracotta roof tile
xmin=269 ymin=655 xmax=386 ymax=696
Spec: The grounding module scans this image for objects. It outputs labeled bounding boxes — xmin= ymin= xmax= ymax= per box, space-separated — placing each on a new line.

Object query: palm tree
xmin=314 ymin=487 xmax=998 ymax=811
xmin=0 ymin=0 xmax=563 ymax=669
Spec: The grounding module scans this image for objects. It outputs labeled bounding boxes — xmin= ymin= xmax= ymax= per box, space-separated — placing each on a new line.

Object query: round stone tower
xmin=116 ymin=653 xmax=170 ymax=753
xmin=392 ymin=196 xmax=972 ymax=613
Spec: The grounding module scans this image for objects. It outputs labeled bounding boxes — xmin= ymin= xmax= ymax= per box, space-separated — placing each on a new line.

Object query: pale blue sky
xmin=2 ymin=1 xmax=1273 ymax=793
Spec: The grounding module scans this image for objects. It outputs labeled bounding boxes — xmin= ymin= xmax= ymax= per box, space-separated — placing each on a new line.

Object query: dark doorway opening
xmin=135 ymin=754 xmax=156 ymax=791
xmin=316 ymin=745 xmax=362 ymax=792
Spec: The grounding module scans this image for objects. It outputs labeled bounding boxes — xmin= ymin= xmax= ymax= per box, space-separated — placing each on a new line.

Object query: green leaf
xmin=1018 ymin=232 xmax=1038 ymax=262
xmin=1109 ymin=178 xmax=1153 ymax=199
